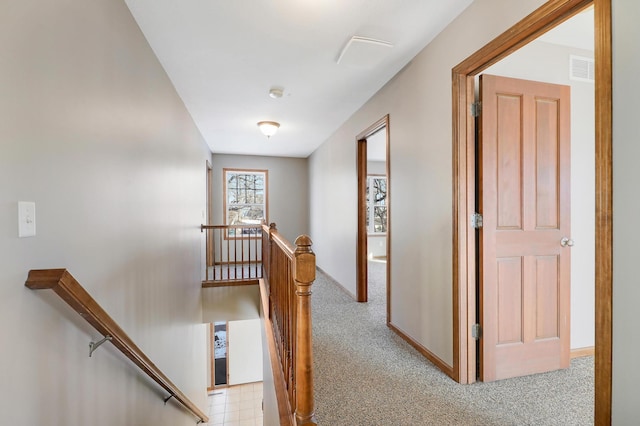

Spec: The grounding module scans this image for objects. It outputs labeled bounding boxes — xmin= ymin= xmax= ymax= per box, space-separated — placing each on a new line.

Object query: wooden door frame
xmin=208 ymin=322 xmax=215 ymax=392
xmin=356 ymin=115 xmax=391 ymax=323
xmin=451 ymin=0 xmax=611 ymax=422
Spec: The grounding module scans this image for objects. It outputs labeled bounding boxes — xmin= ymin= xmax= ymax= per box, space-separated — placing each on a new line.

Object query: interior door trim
xmin=356 ymin=115 xmax=391 ymax=324
xmin=451 ymin=0 xmax=611 ymax=422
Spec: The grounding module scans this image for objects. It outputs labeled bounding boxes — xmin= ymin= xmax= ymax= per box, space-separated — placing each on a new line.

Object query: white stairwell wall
xmin=0 ymin=0 xmax=211 ymax=424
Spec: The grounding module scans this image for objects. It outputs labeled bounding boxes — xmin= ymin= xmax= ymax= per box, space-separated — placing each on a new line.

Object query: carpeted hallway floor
xmin=312 ymin=261 xmax=594 ymax=425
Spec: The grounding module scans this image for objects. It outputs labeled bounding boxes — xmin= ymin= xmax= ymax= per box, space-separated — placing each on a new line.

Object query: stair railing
xmin=200 ymin=220 xmax=317 ymax=425
xmin=25 ymin=269 xmax=208 ymax=424
xmin=200 ymin=224 xmax=263 ymax=284
xmin=261 ymin=221 xmax=317 ymax=425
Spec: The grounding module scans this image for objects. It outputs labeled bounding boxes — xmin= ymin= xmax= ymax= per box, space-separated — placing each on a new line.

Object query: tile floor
xmin=206 ymin=382 xmax=263 ymax=426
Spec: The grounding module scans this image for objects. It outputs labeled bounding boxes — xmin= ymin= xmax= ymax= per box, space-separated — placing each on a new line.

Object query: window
xmin=224 ymin=169 xmax=268 ymax=236
xmin=366 ymin=175 xmax=387 ymax=234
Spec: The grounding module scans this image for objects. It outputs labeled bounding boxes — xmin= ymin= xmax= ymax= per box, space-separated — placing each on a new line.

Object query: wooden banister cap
xmin=294 ymin=235 xmax=313 ymax=251
xmin=25 ymin=268 xmax=70 ymax=289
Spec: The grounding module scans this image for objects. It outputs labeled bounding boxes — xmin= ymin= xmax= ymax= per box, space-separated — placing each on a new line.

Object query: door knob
xmin=560 ymin=237 xmax=574 ymax=247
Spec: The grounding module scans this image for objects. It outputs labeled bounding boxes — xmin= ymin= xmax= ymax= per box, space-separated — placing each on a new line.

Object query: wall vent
xmin=570 ymin=55 xmax=595 ymax=82
xmin=336 ymin=36 xmax=393 ymax=68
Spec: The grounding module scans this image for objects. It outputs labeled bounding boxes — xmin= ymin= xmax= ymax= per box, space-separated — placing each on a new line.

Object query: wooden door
xmin=478 ymin=74 xmax=571 ymax=382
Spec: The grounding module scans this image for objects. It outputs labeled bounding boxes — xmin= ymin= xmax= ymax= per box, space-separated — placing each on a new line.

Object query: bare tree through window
xmin=224 ymin=169 xmax=268 ymax=237
xmin=366 ymin=175 xmax=387 ymax=234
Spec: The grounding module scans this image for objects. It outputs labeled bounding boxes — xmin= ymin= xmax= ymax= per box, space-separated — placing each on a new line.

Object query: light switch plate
xmin=18 ymin=201 xmax=36 ymax=238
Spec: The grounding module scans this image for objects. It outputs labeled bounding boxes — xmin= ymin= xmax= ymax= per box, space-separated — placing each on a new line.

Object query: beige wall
xmin=368 ymin=160 xmax=386 ymax=175
xmin=202 ymin=286 xmax=261 ymax=323
xmin=228 ymin=319 xmax=263 ymax=385
xmin=0 ymin=0 xmax=210 ymax=424
xmin=309 ymin=0 xmax=547 ymax=366
xmin=212 ymin=154 xmax=309 ymax=243
xmin=612 ymin=0 xmax=640 ymax=421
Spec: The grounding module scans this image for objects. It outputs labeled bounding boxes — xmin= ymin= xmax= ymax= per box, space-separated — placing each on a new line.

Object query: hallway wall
xmin=309 ymin=0 xmax=547 ymax=367
xmin=612 ymin=0 xmax=640 ymax=421
xmin=0 ymin=0 xmax=210 ymax=424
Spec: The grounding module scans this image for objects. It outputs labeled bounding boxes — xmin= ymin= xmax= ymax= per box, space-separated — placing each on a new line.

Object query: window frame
xmin=366 ymin=174 xmax=387 ymax=235
xmin=223 ymin=168 xmax=268 ymax=238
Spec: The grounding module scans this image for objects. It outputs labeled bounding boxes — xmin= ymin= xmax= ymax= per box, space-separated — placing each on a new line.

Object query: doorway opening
xmin=212 ymin=321 xmax=228 ymax=387
xmin=208 ymin=318 xmax=264 ymax=390
xmin=476 ymin=13 xmax=596 ymax=381
xmin=451 ymin=0 xmax=611 ymax=421
xmin=356 ymin=115 xmax=391 ymax=322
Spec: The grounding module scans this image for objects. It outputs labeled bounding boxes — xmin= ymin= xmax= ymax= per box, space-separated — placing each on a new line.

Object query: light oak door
xmin=478 ymin=74 xmax=571 ymax=382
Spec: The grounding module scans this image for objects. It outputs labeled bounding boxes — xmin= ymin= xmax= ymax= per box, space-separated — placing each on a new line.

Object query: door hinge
xmin=471 ymin=101 xmax=482 ymax=117
xmin=472 ymin=323 xmax=482 ymax=340
xmin=471 ymin=213 xmax=483 ymax=229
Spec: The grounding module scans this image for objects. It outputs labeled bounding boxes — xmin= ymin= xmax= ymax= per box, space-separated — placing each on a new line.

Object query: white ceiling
xmin=124 ymin=0 xmax=474 ymax=158
xmin=538 ymin=6 xmax=594 ymax=51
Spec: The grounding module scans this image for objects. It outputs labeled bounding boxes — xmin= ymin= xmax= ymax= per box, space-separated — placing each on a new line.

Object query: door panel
xmin=535 ymin=255 xmax=559 ymax=340
xmin=479 ymin=74 xmax=571 ymax=382
xmin=496 ymin=95 xmax=523 ymax=230
xmin=535 ymin=98 xmax=560 ymax=229
xmin=497 ymin=257 xmax=523 ymax=344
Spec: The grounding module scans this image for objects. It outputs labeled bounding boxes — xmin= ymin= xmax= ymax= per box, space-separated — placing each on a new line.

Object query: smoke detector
xmin=269 ymin=87 xmax=284 ymax=99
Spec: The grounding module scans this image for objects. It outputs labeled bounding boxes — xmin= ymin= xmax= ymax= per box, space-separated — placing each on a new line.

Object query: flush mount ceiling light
xmin=257 ymin=121 xmax=280 ymax=139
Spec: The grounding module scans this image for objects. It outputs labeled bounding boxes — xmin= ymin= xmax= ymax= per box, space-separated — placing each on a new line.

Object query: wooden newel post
xmin=293 ymin=235 xmax=317 ymax=425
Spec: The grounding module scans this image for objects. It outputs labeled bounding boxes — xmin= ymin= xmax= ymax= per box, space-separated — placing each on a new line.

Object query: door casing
xmin=356 ymin=115 xmax=391 ymax=323
xmin=451 ymin=0 xmax=611 ymax=423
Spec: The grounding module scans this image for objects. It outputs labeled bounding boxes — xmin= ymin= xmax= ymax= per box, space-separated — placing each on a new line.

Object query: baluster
xmin=256 ymin=230 xmax=261 ymax=278
xmin=218 ymin=227 xmax=223 ymax=281
xmin=234 ymin=227 xmax=238 ymax=280
xmin=242 ymin=227 xmax=245 ymax=278
xmin=240 ymin=227 xmax=244 ymax=279
xmin=205 ymin=227 xmax=210 ymax=281
xmin=213 ymin=227 xmax=218 ymax=281
xmin=212 ymin=227 xmax=215 ymax=281
xmin=228 ymin=227 xmax=231 ymax=279
xmin=245 ymin=226 xmax=249 ymax=278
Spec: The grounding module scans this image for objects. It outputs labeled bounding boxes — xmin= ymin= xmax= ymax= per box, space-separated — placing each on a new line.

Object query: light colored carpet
xmin=312 ymin=261 xmax=594 ymax=425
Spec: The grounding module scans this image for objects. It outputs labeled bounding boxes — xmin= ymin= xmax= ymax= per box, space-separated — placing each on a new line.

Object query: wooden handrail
xmin=25 ymin=269 xmax=208 ymax=424
xmin=271 ymin=230 xmax=297 ymax=258
xmin=201 ymin=224 xmax=262 ymax=230
xmin=261 ymin=221 xmax=317 ymax=425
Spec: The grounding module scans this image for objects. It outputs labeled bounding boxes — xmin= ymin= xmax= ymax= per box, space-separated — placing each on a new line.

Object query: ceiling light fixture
xmin=257 ymin=121 xmax=280 ymax=139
